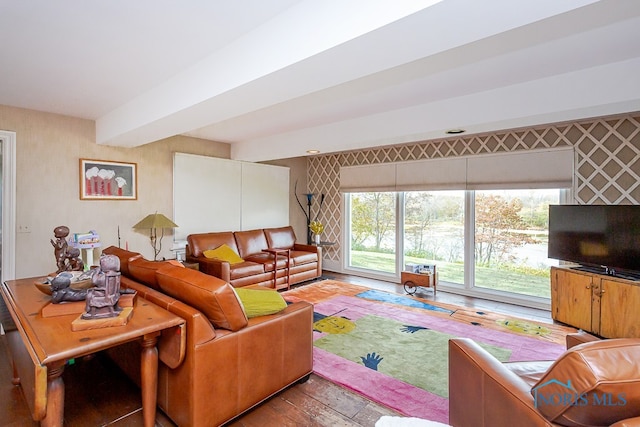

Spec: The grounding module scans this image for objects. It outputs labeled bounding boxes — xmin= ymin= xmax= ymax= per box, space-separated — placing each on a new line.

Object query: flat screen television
xmin=548 ymin=205 xmax=640 ymax=279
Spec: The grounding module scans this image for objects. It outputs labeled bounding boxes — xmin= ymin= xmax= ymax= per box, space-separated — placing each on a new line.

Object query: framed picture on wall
xmin=79 ymin=158 xmax=137 ymax=200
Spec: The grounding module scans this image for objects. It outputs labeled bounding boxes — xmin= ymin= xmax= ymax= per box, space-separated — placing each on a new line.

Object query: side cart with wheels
xmin=401 ymin=267 xmax=436 ymax=296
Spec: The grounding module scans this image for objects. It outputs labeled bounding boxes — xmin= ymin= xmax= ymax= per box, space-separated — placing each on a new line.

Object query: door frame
xmin=1 ymin=130 xmax=16 ymax=281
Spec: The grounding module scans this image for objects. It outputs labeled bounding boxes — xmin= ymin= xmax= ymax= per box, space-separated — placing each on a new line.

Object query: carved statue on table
xmin=82 ymin=254 xmax=122 ymax=320
xmin=50 ymin=272 xmax=89 ymax=303
xmin=50 ymin=225 xmax=84 ymax=273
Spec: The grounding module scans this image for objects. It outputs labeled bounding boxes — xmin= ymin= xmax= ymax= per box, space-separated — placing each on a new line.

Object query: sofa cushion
xmin=229 ymin=261 xmax=266 ymax=280
xmin=264 ymin=226 xmax=296 ymax=249
xmin=290 ymin=250 xmax=317 ymax=265
xmin=128 ymin=258 xmax=183 ymax=290
xmin=532 ymin=338 xmax=640 ymax=426
xmin=203 ymin=244 xmax=244 ymax=264
xmin=245 ymin=252 xmax=291 ymax=272
xmin=234 ymin=229 xmax=268 ymax=258
xmin=187 ymin=232 xmax=238 ymax=258
xmin=234 ymin=288 xmax=288 ymax=318
xmin=156 ymin=265 xmax=248 ymax=331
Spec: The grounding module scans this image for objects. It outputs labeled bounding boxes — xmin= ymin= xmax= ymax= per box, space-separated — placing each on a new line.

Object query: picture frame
xmin=79 ymin=158 xmax=137 ymax=200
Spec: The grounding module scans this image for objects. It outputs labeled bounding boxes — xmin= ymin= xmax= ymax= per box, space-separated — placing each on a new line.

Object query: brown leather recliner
xmin=449 ymin=334 xmax=640 ymax=427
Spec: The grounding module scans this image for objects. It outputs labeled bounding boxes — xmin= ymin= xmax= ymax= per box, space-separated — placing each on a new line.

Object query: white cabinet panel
xmin=241 ymin=162 xmax=289 ymax=230
xmin=173 ymin=153 xmax=288 ymax=241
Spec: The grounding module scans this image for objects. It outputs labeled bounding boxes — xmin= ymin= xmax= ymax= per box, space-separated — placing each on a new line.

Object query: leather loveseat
xmin=448 ymin=333 xmax=640 ymax=427
xmin=185 ymin=226 xmax=322 ymax=289
xmin=101 ymin=246 xmax=314 ymax=427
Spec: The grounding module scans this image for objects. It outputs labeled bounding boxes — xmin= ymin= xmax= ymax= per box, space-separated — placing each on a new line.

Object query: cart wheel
xmin=404 ymin=281 xmax=417 ymax=295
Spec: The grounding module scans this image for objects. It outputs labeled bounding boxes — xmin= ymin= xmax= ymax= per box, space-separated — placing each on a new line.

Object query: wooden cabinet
xmin=550 ymin=267 xmax=593 ymax=332
xmin=599 ymin=278 xmax=640 ymax=338
xmin=551 ymin=266 xmax=640 ymax=338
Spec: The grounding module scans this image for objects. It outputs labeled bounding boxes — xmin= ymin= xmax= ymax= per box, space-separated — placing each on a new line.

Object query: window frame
xmin=343 ymin=188 xmax=572 ymax=309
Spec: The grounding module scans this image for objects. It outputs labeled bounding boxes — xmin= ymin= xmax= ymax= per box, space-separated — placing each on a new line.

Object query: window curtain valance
xmin=339 ymin=147 xmax=574 ymax=192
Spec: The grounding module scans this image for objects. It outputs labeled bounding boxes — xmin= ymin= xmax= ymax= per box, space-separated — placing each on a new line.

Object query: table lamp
xmin=133 ymin=212 xmax=178 ymax=261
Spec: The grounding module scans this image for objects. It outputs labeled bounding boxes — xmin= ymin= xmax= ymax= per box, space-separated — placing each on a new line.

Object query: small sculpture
xmin=65 ymin=246 xmax=85 ymax=271
xmin=50 ymin=225 xmax=85 ymax=273
xmin=50 ymin=272 xmax=89 ymax=303
xmin=82 ymin=254 xmax=122 ymax=319
xmin=51 ymin=226 xmax=70 ymax=273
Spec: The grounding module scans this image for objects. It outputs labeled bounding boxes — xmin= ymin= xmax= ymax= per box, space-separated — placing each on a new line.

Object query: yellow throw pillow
xmin=202 ymin=244 xmax=244 ymax=264
xmin=234 ymin=288 xmax=288 ymax=318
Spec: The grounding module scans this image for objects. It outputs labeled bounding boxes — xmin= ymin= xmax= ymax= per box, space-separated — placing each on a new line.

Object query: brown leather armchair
xmin=449 ymin=334 xmax=640 ymax=427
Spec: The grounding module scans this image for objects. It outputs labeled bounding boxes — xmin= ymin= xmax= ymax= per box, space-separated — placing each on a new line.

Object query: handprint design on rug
xmin=400 ymin=325 xmax=429 ymax=333
xmin=360 ymin=352 xmax=384 ymax=370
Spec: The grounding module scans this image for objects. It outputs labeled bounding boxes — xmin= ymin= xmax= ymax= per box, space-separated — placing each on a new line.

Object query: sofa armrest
xmin=293 ymin=243 xmax=322 ymax=277
xmin=120 ymin=276 xmax=216 ymax=347
xmin=612 ymin=416 xmax=640 ymax=427
xmin=187 ymin=256 xmax=231 ymax=281
xmin=186 ymin=300 xmax=314 ymax=426
xmin=293 ymin=243 xmax=320 ymax=254
xmin=449 ymin=338 xmax=550 ymax=427
xmin=565 ymin=332 xmax=601 ymax=349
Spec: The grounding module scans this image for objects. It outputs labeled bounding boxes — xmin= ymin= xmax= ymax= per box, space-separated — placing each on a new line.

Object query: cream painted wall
xmin=0 ymin=105 xmax=230 ymax=278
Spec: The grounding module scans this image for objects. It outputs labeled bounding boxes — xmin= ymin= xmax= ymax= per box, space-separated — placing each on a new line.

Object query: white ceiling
xmin=2 ymin=0 xmax=640 ymax=162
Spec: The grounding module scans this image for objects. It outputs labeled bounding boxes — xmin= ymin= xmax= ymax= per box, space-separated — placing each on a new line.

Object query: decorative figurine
xmin=51 ymin=225 xmax=70 ymax=273
xmin=50 ymin=272 xmax=89 ymax=303
xmin=50 ymin=225 xmax=85 ymax=273
xmin=65 ymin=246 xmax=85 ymax=271
xmin=82 ymin=254 xmax=122 ymax=319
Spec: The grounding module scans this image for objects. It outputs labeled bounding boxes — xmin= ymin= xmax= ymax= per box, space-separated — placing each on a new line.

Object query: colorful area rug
xmin=282 ymin=280 xmax=577 ymax=424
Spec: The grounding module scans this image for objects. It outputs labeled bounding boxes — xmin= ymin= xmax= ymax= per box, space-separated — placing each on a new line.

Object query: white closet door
xmin=241 ymin=162 xmax=289 ymax=230
xmin=173 ymin=153 xmax=289 ymax=240
xmin=173 ymin=153 xmax=242 ymax=241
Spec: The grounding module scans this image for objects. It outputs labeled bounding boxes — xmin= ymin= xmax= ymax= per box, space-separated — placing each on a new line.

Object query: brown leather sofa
xmin=448 ymin=333 xmax=640 ymax=427
xmin=186 ymin=226 xmax=322 ymax=289
xmin=102 ymin=246 xmax=314 ymax=427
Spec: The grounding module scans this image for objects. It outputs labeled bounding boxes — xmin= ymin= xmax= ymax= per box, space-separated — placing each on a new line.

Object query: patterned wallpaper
xmin=308 ymin=113 xmax=640 ymax=264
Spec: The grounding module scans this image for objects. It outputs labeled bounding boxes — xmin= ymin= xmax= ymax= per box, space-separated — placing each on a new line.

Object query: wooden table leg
xmin=41 ymin=362 xmax=65 ymax=427
xmin=140 ymin=332 xmax=160 ymax=427
xmin=284 ymin=250 xmax=290 ymax=290
xmin=11 ymin=360 xmax=20 ymax=385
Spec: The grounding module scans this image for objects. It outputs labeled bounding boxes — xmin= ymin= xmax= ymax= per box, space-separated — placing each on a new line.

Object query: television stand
xmin=551 ymin=266 xmax=640 ymax=338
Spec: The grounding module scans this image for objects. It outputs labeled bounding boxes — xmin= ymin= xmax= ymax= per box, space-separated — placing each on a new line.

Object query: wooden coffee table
xmin=1 ymin=277 xmax=185 ymax=427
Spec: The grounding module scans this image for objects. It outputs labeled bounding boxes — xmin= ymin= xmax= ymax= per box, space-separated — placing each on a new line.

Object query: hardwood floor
xmin=1 ymin=272 xmax=555 ymax=426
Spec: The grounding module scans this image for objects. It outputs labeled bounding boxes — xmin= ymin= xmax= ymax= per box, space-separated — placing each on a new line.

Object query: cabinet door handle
xmin=585 ymin=285 xmax=591 ymax=289
xmin=600 ymin=289 xmax=606 ymax=296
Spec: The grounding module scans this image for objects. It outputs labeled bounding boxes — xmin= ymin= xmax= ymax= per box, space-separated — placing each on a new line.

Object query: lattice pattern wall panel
xmin=309 ymin=113 xmax=640 ymax=264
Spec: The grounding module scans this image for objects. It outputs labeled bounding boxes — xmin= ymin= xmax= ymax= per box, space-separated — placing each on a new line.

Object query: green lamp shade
xmin=133 ymin=213 xmax=178 ymax=229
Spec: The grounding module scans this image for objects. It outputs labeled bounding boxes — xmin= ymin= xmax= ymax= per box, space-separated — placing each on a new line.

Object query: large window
xmin=348 ymin=192 xmax=397 ymax=274
xmin=473 ymin=189 xmax=560 ymax=299
xmin=345 ymin=188 xmax=562 ymax=305
xmin=404 ymin=191 xmax=464 ymax=285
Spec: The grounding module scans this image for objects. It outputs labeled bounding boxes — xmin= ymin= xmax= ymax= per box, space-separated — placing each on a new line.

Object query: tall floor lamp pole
xmin=294 ymin=181 xmax=324 ymax=244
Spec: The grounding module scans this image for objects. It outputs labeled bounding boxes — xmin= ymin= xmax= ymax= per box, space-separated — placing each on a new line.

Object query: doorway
xmin=1 ymin=130 xmax=16 ymax=282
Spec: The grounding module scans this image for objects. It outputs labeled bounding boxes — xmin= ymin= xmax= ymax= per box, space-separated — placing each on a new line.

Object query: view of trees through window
xmin=404 ymin=191 xmax=464 ymax=284
xmin=350 ymin=192 xmax=396 ymax=273
xmin=473 ymin=189 xmax=559 ymax=298
xmin=348 ymin=189 xmax=560 ymax=300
